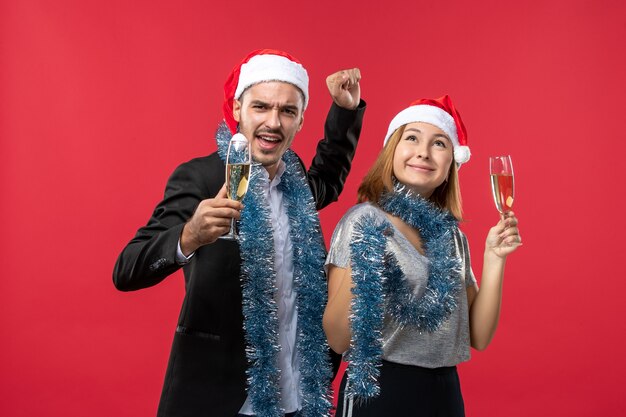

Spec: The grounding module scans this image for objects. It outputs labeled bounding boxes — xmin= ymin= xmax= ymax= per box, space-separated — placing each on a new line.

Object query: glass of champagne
xmin=220 ymin=133 xmax=251 ymax=240
xmin=489 ymin=155 xmax=514 ymax=220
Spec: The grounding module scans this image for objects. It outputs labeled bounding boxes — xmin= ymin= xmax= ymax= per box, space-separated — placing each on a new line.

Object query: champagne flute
xmin=489 ymin=155 xmax=514 ymax=220
xmin=220 ymin=133 xmax=251 ymax=240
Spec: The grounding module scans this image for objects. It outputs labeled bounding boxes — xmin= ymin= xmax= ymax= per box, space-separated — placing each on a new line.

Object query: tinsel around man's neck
xmin=212 ymin=120 xmax=333 ymax=417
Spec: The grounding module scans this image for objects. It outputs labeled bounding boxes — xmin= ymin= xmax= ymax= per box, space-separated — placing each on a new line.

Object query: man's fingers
xmin=218 ymin=199 xmax=243 ymax=210
xmin=211 ymin=207 xmax=242 ymax=220
xmin=326 ymin=68 xmax=361 ymax=110
xmin=327 ymin=68 xmax=361 ymax=90
xmin=198 ymin=205 xmax=241 ymax=220
xmin=326 ymin=73 xmax=343 ymax=90
xmin=216 ymin=183 xmax=228 ymax=198
xmin=342 ymin=68 xmax=361 ymax=88
xmin=344 ymin=68 xmax=361 ymax=87
xmin=215 ymin=184 xmax=244 ymax=209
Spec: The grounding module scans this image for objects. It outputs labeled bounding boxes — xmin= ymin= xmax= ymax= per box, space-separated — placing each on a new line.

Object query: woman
xmin=323 ymin=95 xmax=521 ymax=417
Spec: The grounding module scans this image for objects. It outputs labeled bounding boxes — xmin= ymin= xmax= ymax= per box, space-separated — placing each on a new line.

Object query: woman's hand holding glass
xmin=487 ymin=155 xmax=521 ymax=256
xmin=485 ymin=212 xmax=522 ymax=258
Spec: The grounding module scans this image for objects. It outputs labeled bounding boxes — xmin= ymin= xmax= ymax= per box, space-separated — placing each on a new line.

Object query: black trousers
xmin=335 ymin=360 xmax=465 ymax=417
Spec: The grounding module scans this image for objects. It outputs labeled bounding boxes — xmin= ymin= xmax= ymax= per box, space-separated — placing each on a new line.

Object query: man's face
xmin=233 ymin=81 xmax=305 ymax=178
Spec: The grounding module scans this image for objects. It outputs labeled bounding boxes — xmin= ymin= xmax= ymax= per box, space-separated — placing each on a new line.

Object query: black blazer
xmin=113 ymin=102 xmax=365 ymax=417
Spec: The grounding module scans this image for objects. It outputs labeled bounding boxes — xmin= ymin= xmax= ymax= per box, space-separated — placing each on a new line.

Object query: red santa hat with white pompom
xmin=384 ymin=95 xmax=471 ymax=166
xmin=222 ymin=49 xmax=309 ymax=134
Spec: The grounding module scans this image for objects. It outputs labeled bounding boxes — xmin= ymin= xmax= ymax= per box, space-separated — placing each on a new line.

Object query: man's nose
xmin=265 ymin=109 xmax=281 ymax=129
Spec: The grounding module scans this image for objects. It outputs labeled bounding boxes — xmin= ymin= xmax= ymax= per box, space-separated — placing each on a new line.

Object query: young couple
xmin=114 ymin=49 xmax=521 ymax=417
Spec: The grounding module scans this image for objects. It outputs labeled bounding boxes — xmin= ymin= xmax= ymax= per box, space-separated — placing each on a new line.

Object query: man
xmin=113 ymin=49 xmax=365 ymax=417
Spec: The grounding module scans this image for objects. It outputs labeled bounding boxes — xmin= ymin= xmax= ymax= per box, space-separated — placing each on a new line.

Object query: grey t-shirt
xmin=326 ymin=203 xmax=477 ymax=368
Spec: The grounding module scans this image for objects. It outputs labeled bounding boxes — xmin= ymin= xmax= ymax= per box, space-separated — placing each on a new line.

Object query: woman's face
xmin=392 ymin=122 xmax=454 ymax=198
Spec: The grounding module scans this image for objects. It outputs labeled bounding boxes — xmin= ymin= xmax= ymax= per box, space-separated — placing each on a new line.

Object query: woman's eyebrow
xmin=404 ymin=128 xmax=450 ymax=142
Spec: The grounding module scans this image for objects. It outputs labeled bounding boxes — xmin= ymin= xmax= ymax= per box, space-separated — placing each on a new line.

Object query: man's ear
xmin=297 ymin=114 xmax=304 ymax=132
xmin=233 ymin=99 xmax=242 ymax=122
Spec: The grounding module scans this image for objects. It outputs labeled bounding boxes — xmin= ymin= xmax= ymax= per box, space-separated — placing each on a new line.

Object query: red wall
xmin=2 ymin=1 xmax=626 ymax=416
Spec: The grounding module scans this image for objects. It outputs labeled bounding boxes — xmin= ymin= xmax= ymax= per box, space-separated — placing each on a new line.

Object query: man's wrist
xmin=177 ymin=225 xmax=197 ymax=264
xmin=176 ymin=238 xmax=195 ymax=265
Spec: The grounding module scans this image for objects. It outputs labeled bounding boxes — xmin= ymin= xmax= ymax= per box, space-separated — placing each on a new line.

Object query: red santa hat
xmin=383 ymin=95 xmax=470 ymax=165
xmin=223 ymin=49 xmax=309 ymax=134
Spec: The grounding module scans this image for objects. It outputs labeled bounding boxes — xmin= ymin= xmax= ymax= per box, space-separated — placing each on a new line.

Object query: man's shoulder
xmin=173 ymin=152 xmax=222 ymax=174
xmin=165 ymin=152 xmax=224 ymax=189
xmin=178 ymin=152 xmax=221 ymax=168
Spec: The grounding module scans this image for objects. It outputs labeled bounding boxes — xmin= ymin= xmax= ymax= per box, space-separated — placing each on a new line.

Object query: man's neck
xmin=262 ymin=160 xmax=286 ymax=181
xmin=264 ymin=164 xmax=278 ymax=180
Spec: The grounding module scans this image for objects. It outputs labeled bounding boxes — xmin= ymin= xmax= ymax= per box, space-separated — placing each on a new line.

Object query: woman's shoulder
xmin=340 ymin=202 xmax=387 ymax=224
xmin=330 ymin=203 xmax=389 ymax=246
xmin=328 ymin=203 xmax=389 ymax=267
xmin=453 ymin=225 xmax=470 ymax=246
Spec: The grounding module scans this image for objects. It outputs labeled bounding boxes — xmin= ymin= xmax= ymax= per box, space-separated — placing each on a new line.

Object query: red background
xmin=2 ymin=1 xmax=626 ymax=416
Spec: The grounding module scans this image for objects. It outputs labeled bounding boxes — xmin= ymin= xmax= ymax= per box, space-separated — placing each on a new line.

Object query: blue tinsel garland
xmin=347 ymin=183 xmax=462 ymax=401
xmin=216 ymin=122 xmax=332 ymax=417
xmin=348 ymin=214 xmax=388 ymax=400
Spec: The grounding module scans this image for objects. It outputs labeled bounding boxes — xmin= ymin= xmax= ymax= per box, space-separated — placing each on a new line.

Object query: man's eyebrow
xmin=281 ymin=104 xmax=300 ymax=111
xmin=247 ymin=100 xmax=299 ymax=111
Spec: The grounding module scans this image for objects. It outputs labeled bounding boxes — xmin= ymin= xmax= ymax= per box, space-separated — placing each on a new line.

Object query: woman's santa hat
xmin=384 ymin=95 xmax=471 ymax=165
xmin=222 ymin=49 xmax=309 ymax=134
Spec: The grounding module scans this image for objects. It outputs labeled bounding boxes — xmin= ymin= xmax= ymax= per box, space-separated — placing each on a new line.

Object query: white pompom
xmin=231 ymin=133 xmax=249 ymax=142
xmin=454 ymin=146 xmax=471 ymax=164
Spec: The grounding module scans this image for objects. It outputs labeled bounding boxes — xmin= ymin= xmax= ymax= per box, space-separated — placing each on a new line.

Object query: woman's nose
xmin=416 ymin=144 xmax=430 ymax=159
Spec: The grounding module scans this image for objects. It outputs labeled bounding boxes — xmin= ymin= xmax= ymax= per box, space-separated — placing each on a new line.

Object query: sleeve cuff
xmin=176 ymin=239 xmax=195 ymax=265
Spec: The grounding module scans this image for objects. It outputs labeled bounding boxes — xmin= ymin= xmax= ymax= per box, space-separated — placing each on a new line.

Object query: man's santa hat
xmin=384 ymin=95 xmax=471 ymax=165
xmin=223 ymin=49 xmax=309 ymax=134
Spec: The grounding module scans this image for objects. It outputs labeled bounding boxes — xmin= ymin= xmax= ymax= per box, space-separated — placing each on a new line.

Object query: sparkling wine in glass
xmin=220 ymin=133 xmax=251 ymax=240
xmin=489 ymin=155 xmax=514 ymax=219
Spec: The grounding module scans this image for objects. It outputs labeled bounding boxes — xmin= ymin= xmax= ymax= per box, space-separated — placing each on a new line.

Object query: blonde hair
xmin=357 ymin=125 xmax=464 ymax=220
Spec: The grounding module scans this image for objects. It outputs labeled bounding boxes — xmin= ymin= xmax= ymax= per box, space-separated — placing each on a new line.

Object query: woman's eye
xmin=434 ymin=140 xmax=447 ymax=148
xmin=404 ymin=135 xmax=417 ymax=141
